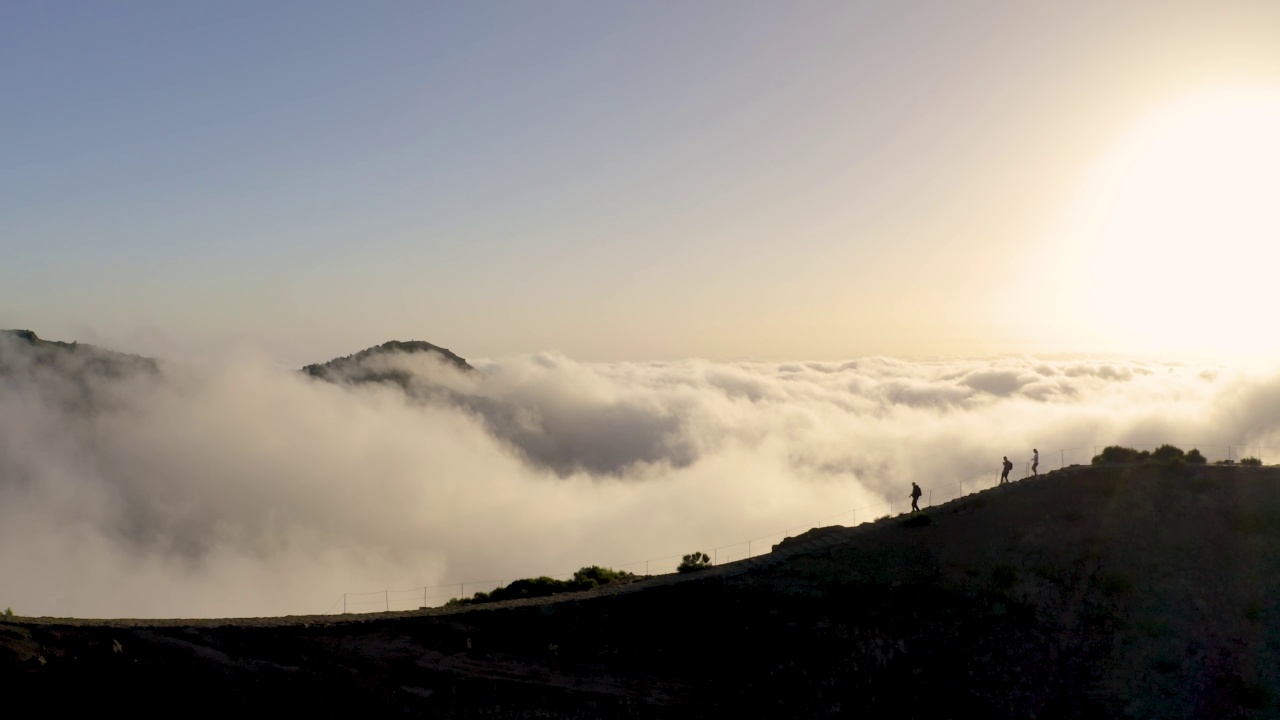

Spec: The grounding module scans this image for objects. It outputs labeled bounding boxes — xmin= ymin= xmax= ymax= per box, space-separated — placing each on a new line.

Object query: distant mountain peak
xmin=0 ymin=328 xmax=158 ymax=377
xmin=301 ymin=339 xmax=474 ymax=386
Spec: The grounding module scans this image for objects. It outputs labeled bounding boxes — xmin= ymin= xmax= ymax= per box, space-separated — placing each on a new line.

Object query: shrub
xmin=445 ymin=566 xmax=636 ymax=606
xmin=1092 ymin=446 xmax=1150 ymax=464
xmin=572 ymin=565 xmax=635 ymax=588
xmin=677 ymin=551 xmax=712 ymax=573
xmin=1241 ymin=456 xmax=1263 ymax=466
xmin=1150 ymin=444 xmax=1185 ymax=463
xmin=1185 ymin=448 xmax=1207 ymax=464
xmin=490 ymin=576 xmax=567 ymax=602
xmin=900 ymin=513 xmax=932 ymax=528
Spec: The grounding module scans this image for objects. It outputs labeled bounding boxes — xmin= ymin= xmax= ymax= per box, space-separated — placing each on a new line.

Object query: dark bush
xmin=1092 ymin=446 xmax=1150 ymax=464
xmin=571 ymin=565 xmax=635 ymax=588
xmin=1241 ymin=456 xmax=1263 ymax=466
xmin=677 ymin=551 xmax=712 ymax=573
xmin=487 ymin=576 xmax=565 ymax=602
xmin=446 ymin=565 xmax=636 ymax=606
xmin=1185 ymin=448 xmax=1207 ymax=464
xmin=1150 ymin=444 xmax=1185 ymax=463
xmin=900 ymin=513 xmax=932 ymax=528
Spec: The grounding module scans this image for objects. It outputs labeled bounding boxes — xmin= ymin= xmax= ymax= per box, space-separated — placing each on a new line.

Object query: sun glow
xmin=1080 ymin=85 xmax=1280 ymax=356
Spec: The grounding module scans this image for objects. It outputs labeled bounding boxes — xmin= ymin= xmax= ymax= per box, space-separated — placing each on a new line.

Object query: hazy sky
xmin=5 ymin=1 xmax=1280 ymax=363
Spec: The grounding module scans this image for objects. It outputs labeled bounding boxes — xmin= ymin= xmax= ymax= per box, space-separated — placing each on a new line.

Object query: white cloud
xmin=2 ymin=334 xmax=1278 ymax=618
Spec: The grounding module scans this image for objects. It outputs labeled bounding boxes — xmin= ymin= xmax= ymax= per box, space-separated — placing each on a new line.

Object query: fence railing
xmin=324 ymin=442 xmax=1275 ymax=614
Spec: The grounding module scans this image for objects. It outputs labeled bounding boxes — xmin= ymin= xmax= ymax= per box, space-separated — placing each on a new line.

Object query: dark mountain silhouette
xmin=301 ymin=339 xmax=474 ymax=387
xmin=5 ymin=462 xmax=1280 ymax=718
xmin=0 ymin=329 xmax=158 ymax=379
xmin=298 ymin=341 xmax=690 ymax=478
xmin=0 ymin=329 xmax=159 ymax=412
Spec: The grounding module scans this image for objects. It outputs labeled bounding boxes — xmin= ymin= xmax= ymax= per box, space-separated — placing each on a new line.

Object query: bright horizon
xmin=5 ymin=2 xmax=1280 ymax=365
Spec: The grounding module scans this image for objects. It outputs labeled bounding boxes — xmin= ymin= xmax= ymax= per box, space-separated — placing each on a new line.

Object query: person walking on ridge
xmin=910 ymin=482 xmax=922 ymax=512
xmin=1000 ymin=456 xmax=1012 ymax=484
xmin=1031 ymin=448 xmax=1039 ymax=476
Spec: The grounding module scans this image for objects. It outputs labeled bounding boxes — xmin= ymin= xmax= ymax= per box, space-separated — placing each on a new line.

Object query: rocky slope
xmin=4 ymin=463 xmax=1280 ymax=718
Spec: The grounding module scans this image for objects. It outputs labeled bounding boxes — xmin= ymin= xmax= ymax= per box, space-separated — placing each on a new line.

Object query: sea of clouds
xmin=3 ymin=334 xmax=1280 ymax=618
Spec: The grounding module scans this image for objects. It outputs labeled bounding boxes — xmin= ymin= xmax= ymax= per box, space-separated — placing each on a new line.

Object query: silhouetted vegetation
xmin=1092 ymin=444 xmax=1218 ymax=467
xmin=445 ymin=565 xmax=635 ymax=606
xmin=1241 ymin=456 xmax=1263 ymax=466
xmin=677 ymin=551 xmax=712 ymax=573
xmin=900 ymin=513 xmax=932 ymax=528
xmin=1092 ymin=445 xmax=1151 ymax=464
xmin=1150 ymin=444 xmax=1185 ymax=463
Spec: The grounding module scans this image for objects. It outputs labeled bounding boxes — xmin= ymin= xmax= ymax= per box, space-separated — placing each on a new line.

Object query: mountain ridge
xmin=0 ymin=329 xmax=159 ymax=378
xmin=4 ymin=462 xmax=1279 ymax=718
xmin=0 ymin=329 xmax=472 ymax=380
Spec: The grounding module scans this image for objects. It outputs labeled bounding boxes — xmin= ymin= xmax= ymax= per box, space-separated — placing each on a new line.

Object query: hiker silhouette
xmin=910 ymin=482 xmax=922 ymax=511
xmin=1000 ymin=456 xmax=1012 ymax=484
xmin=1031 ymin=448 xmax=1039 ymax=476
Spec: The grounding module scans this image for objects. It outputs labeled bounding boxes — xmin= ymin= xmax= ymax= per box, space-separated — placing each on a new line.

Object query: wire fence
xmin=325 ymin=442 xmax=1276 ymax=615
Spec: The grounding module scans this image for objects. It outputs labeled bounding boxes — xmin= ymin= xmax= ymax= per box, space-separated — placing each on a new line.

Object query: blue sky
xmin=5 ymin=2 xmax=1280 ymax=363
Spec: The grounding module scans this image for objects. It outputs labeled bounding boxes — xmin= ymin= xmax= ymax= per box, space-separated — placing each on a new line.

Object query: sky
xmin=5 ymin=1 xmax=1280 ymax=364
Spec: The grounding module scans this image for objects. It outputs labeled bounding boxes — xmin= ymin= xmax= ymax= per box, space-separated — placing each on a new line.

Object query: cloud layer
xmin=3 ymin=334 xmax=1280 ymax=618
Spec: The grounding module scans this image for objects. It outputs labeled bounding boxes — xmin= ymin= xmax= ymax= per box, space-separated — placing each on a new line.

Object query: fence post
xmin=343 ymin=593 xmax=346 ymax=614
xmin=385 ymin=590 xmax=389 ymax=612
xmin=929 ymin=489 xmax=932 ymax=507
xmin=714 ymin=548 xmax=718 ymax=566
xmin=423 ymin=587 xmax=427 ymax=608
xmin=748 ymin=540 xmax=752 ymax=558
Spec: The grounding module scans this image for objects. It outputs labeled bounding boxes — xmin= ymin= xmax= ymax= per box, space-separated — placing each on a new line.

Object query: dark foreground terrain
xmin=5 ymin=463 xmax=1280 ymax=719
